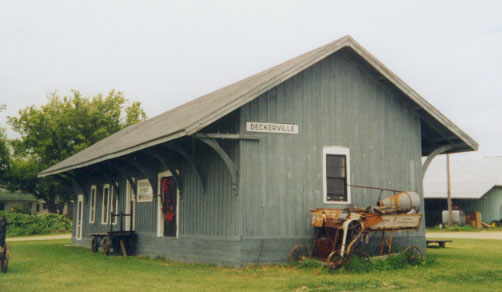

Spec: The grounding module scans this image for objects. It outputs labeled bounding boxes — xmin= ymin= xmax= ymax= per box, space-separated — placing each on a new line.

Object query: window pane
xmin=326 ymin=155 xmax=346 ymax=178
xmin=326 ymin=177 xmax=347 ymax=202
xmin=103 ymin=188 xmax=109 ymax=223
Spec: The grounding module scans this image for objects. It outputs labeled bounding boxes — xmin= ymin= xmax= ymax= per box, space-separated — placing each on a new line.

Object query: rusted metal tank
xmin=377 ymin=191 xmax=421 ymax=214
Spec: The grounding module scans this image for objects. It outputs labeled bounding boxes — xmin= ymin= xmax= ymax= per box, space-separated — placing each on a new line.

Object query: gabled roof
xmin=424 ymin=156 xmax=502 ymax=199
xmin=39 ymin=35 xmax=478 ymax=177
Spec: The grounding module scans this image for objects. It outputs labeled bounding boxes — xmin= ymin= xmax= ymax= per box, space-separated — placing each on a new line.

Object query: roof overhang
xmin=39 ymin=35 xmax=478 ymax=178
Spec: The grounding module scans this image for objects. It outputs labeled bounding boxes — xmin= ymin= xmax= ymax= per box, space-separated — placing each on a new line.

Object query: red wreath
xmin=161 ymin=178 xmax=175 ymax=222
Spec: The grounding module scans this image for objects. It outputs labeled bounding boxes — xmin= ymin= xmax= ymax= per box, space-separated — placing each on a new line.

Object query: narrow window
xmin=323 ymin=146 xmax=351 ymax=204
xmin=102 ymin=184 xmax=110 ymax=224
xmin=89 ymin=185 xmax=97 ymax=223
xmin=110 ymin=185 xmax=118 ymax=225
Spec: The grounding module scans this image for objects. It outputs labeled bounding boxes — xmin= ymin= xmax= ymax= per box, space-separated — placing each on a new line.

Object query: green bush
xmin=0 ymin=211 xmax=72 ymax=236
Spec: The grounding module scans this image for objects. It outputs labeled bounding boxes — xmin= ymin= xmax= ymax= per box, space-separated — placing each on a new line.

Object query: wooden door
xmin=160 ymin=177 xmax=177 ymax=237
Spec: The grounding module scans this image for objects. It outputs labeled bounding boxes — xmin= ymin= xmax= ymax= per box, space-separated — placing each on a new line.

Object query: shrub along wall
xmin=0 ymin=211 xmax=72 ymax=236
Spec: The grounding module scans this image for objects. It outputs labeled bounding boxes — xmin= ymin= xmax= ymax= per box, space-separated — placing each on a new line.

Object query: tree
xmin=6 ymin=90 xmax=146 ymax=212
xmin=0 ymin=105 xmax=9 ymax=182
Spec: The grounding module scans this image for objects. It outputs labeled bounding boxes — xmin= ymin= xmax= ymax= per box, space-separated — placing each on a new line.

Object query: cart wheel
xmin=288 ymin=244 xmax=309 ymax=262
xmin=91 ymin=237 xmax=99 ymax=253
xmin=347 ymin=221 xmax=363 ymax=243
xmin=0 ymin=257 xmax=8 ymax=273
xmin=403 ymin=246 xmax=424 ymax=265
xmin=327 ymin=251 xmax=346 ymax=270
xmin=101 ymin=237 xmax=112 ymax=256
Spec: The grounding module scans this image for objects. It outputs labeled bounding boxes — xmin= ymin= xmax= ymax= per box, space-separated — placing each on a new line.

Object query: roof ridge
xmin=40 ymin=35 xmax=478 ymax=177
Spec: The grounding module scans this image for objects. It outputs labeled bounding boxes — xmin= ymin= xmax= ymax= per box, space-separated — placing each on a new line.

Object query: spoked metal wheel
xmin=0 ymin=247 xmax=8 ymax=273
xmin=345 ymin=221 xmax=365 ymax=256
xmin=326 ymin=251 xmax=348 ymax=270
xmin=100 ymin=236 xmax=113 ymax=256
xmin=403 ymin=246 xmax=424 ymax=265
xmin=91 ymin=237 xmax=99 ymax=253
xmin=288 ymin=244 xmax=309 ymax=262
xmin=1 ymin=257 xmax=8 ymax=273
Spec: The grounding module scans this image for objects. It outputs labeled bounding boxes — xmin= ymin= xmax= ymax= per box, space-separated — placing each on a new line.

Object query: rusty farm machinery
xmin=289 ymin=190 xmax=423 ymax=269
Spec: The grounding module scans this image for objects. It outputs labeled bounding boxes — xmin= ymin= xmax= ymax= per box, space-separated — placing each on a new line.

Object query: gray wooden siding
xmin=73 ymin=48 xmax=427 ymax=265
xmin=75 ymin=134 xmax=241 ymax=262
xmin=239 ymin=49 xmax=424 ymax=241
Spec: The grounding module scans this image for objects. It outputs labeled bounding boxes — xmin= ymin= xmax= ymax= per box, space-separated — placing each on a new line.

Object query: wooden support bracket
xmin=422 ymin=144 xmax=456 ymax=178
xmin=98 ymin=164 xmax=120 ymax=189
xmin=119 ymin=158 xmax=157 ymax=195
xmin=163 ymin=143 xmax=206 ymax=192
xmin=105 ymin=161 xmax=138 ymax=197
xmin=143 ymin=149 xmax=184 ymax=197
xmin=57 ymin=172 xmax=85 ymax=195
xmin=197 ymin=137 xmax=239 ymax=196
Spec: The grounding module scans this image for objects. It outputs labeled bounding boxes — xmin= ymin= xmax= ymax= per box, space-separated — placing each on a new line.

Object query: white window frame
xmin=101 ymin=184 xmax=111 ymax=224
xmin=110 ymin=184 xmax=118 ymax=225
xmin=157 ymin=170 xmax=180 ymax=238
xmin=136 ymin=179 xmax=153 ymax=203
xmin=76 ymin=194 xmax=84 ymax=240
xmin=89 ymin=185 xmax=97 ymax=224
xmin=323 ymin=146 xmax=351 ymax=204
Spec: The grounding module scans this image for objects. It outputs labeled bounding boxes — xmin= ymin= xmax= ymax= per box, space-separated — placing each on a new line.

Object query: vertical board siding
xmin=73 ymin=47 xmax=428 ymax=265
xmin=458 ymin=188 xmax=502 ymax=223
xmin=180 ymin=139 xmax=240 ymax=238
xmin=240 ymin=49 xmax=424 ymax=243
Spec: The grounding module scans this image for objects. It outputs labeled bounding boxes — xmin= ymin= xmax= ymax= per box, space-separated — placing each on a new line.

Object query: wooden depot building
xmin=39 ymin=35 xmax=478 ymax=266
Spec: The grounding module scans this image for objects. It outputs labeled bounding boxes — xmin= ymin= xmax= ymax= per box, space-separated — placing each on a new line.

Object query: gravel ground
xmin=7 ymin=234 xmax=71 ymax=242
xmin=426 ymin=231 xmax=502 ymax=240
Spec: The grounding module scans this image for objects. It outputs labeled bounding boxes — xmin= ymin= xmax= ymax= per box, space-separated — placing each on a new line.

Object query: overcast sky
xmin=1 ymin=1 xmax=501 ymax=159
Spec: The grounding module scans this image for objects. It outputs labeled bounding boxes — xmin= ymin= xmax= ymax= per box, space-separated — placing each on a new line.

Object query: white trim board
xmin=89 ymin=185 xmax=97 ymax=224
xmin=322 ymin=146 xmax=351 ymax=205
xmin=101 ymin=184 xmax=111 ymax=224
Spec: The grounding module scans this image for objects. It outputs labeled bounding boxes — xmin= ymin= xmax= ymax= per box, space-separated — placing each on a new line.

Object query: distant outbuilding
xmin=424 ymin=157 xmax=502 ymax=226
xmin=0 ymin=187 xmax=46 ymax=214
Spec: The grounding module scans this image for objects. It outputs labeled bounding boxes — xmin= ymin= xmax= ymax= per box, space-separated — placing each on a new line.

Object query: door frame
xmin=157 ymin=170 xmax=180 ymax=238
xmin=76 ymin=194 xmax=84 ymax=240
xmin=125 ymin=179 xmax=136 ymax=231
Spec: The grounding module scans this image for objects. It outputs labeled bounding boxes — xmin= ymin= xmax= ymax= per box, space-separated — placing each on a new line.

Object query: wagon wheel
xmin=402 ymin=246 xmax=424 ymax=265
xmin=91 ymin=237 xmax=99 ymax=253
xmin=352 ymin=249 xmax=370 ymax=263
xmin=0 ymin=247 xmax=8 ymax=273
xmin=345 ymin=221 xmax=364 ymax=256
xmin=326 ymin=251 xmax=347 ymax=270
xmin=0 ymin=257 xmax=8 ymax=273
xmin=288 ymin=244 xmax=309 ymax=262
xmin=101 ymin=236 xmax=113 ymax=256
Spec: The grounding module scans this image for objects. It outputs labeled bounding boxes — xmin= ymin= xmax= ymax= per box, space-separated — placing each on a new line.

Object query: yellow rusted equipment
xmin=307 ymin=191 xmax=422 ymax=269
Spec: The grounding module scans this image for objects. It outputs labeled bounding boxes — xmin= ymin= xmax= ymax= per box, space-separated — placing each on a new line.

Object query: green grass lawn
xmin=1 ymin=239 xmax=502 ymax=291
xmin=427 ymin=225 xmax=502 ymax=232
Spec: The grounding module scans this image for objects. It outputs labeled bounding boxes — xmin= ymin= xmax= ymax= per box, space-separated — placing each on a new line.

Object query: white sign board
xmin=246 ymin=122 xmax=299 ymax=135
xmin=136 ymin=179 xmax=153 ymax=202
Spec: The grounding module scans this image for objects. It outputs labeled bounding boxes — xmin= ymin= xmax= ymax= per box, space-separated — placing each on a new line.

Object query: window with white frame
xmin=101 ymin=184 xmax=111 ymax=224
xmin=89 ymin=185 xmax=97 ymax=223
xmin=110 ymin=185 xmax=118 ymax=225
xmin=323 ymin=146 xmax=351 ymax=204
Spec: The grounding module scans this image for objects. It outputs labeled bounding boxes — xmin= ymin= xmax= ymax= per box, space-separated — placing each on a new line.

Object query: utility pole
xmin=447 ymin=154 xmax=453 ymax=226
